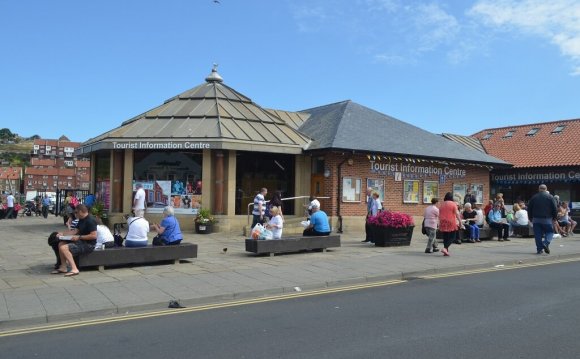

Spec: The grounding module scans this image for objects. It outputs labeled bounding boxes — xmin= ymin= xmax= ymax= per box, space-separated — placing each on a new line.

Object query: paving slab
xmin=1 ymin=215 xmax=579 ymax=329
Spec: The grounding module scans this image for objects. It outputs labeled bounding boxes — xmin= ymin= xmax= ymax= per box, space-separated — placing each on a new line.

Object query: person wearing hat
xmin=303 ymin=203 xmax=331 ymax=236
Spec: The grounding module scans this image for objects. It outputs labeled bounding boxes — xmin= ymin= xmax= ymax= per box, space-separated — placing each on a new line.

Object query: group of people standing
xmin=423 ymin=184 xmax=576 ymax=257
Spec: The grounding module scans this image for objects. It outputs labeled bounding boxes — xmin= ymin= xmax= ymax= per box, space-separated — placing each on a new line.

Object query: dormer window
xmin=526 ymin=128 xmax=540 ymax=136
xmin=552 ymin=125 xmax=565 ymax=134
xmin=482 ymin=132 xmax=494 ymax=140
xmin=503 ymin=130 xmax=515 ymax=138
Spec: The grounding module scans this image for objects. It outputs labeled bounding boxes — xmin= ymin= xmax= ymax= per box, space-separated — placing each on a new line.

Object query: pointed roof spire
xmin=205 ymin=63 xmax=223 ymax=83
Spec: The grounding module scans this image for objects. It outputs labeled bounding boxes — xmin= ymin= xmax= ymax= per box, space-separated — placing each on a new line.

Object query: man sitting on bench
xmin=303 ymin=203 xmax=331 ymax=236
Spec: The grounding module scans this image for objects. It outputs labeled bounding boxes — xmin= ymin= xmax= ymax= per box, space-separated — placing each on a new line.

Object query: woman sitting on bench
xmin=151 ymin=206 xmax=183 ymax=245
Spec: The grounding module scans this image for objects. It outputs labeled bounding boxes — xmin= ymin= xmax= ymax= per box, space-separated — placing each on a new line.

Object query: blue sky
xmin=1 ymin=0 xmax=579 ymax=142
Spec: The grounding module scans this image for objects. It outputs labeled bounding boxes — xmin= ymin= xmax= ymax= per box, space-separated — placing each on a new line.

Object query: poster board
xmin=366 ymin=178 xmax=385 ymax=202
xmin=452 ymin=183 xmax=467 ymax=204
xmin=342 ymin=177 xmax=361 ymax=202
xmin=423 ymin=181 xmax=439 ymax=204
xmin=403 ymin=180 xmax=420 ymax=203
xmin=470 ymin=183 xmax=484 ymax=204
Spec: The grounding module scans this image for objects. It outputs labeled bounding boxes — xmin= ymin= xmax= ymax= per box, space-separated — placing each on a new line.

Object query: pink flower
xmin=367 ymin=211 xmax=414 ymax=228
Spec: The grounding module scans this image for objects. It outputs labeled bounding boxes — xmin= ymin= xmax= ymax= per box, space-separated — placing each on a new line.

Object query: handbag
xmin=421 ymin=219 xmax=427 ymax=235
xmin=152 ymin=234 xmax=165 ymax=246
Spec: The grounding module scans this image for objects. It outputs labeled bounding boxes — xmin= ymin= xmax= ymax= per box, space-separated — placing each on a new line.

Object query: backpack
xmin=70 ymin=196 xmax=79 ymax=208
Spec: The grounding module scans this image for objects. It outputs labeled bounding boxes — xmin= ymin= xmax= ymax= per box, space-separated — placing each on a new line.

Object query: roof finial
xmin=205 ymin=63 xmax=223 ymax=83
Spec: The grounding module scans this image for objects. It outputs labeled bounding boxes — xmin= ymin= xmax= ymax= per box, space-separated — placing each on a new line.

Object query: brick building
xmin=472 ymin=118 xmax=580 ymax=206
xmin=24 ymin=137 xmax=91 ymax=193
xmin=75 ymin=67 xmax=507 ymax=232
xmin=0 ymin=167 xmax=22 ymax=194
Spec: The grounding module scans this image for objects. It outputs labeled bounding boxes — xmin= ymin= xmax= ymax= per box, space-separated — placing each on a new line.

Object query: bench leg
xmin=173 ymin=259 xmax=180 ymax=265
xmin=269 ymin=253 xmax=275 ymax=257
xmin=322 ymin=248 xmax=327 ymax=253
xmin=98 ymin=265 xmax=105 ymax=272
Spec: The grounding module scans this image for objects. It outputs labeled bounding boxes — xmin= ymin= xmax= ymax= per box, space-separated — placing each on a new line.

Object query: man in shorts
xmin=52 ymin=204 xmax=97 ymax=276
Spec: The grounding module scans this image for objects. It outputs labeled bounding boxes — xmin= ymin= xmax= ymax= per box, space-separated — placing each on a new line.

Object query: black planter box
xmin=372 ymin=225 xmax=414 ymax=247
xmin=195 ymin=222 xmax=213 ymax=234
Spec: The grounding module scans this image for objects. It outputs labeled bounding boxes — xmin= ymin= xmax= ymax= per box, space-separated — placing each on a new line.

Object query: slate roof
xmin=299 ymin=100 xmax=508 ymax=166
xmin=82 ymin=67 xmax=310 ymax=154
xmin=472 ymin=118 xmax=580 ymax=168
xmin=441 ymin=133 xmax=486 ymax=153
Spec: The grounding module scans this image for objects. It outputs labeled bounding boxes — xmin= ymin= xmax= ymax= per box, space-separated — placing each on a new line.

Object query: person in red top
xmin=483 ymin=200 xmax=494 ymax=222
xmin=439 ymin=192 xmax=464 ymax=256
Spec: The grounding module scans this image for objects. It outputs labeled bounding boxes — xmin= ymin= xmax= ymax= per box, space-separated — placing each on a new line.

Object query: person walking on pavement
xmin=423 ymin=198 xmax=440 ymax=253
xmin=133 ymin=183 xmax=146 ymax=218
xmin=439 ymin=192 xmax=463 ymax=256
xmin=527 ymin=184 xmax=558 ymax=254
xmin=6 ymin=192 xmax=16 ymax=219
xmin=251 ymin=187 xmax=267 ymax=228
xmin=362 ymin=187 xmax=374 ymax=243
xmin=42 ymin=194 xmax=51 ymax=218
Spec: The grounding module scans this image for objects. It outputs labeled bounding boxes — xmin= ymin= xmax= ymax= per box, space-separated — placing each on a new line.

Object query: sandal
xmin=51 ymin=269 xmax=67 ymax=274
xmin=64 ymin=271 xmax=79 ymax=277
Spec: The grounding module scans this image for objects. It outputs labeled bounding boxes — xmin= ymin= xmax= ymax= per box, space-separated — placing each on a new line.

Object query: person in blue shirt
xmin=488 ymin=202 xmax=510 ymax=241
xmin=83 ymin=193 xmax=96 ymax=211
xmin=151 ymin=206 xmax=183 ymax=245
xmin=303 ymin=203 xmax=331 ymax=236
xmin=42 ymin=195 xmax=51 ymax=218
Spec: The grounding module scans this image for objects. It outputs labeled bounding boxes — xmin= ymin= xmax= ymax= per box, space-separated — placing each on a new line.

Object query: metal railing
xmin=246 ymin=195 xmax=330 ymax=226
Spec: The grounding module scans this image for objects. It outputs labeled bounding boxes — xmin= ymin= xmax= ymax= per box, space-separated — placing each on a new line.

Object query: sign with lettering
xmin=492 ymin=170 xmax=580 ymax=184
xmin=369 ymin=161 xmax=467 ymax=180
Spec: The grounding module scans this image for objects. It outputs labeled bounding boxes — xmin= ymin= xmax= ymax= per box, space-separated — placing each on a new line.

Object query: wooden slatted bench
xmin=436 ymin=227 xmax=495 ymax=241
xmin=78 ymin=243 xmax=198 ymax=271
xmin=245 ymin=235 xmax=341 ymax=256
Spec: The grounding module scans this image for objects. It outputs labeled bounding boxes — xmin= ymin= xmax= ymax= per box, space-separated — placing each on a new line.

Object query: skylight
xmin=526 ymin=128 xmax=540 ymax=136
xmin=503 ymin=130 xmax=515 ymax=138
xmin=482 ymin=132 xmax=493 ymax=140
xmin=552 ymin=125 xmax=566 ymax=134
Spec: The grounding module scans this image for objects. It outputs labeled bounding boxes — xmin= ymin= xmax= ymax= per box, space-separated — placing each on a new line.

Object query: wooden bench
xmin=245 ymin=235 xmax=341 ymax=256
xmin=437 ymin=227 xmax=495 ymax=241
xmin=78 ymin=243 xmax=198 ymax=271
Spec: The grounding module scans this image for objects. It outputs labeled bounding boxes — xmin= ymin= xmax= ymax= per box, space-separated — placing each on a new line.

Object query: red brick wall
xmin=322 ymin=152 xmax=491 ymax=217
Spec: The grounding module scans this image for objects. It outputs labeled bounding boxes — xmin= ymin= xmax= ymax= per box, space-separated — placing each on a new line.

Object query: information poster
xmin=403 ymin=180 xmax=420 ymax=203
xmin=423 ymin=181 xmax=439 ymax=203
xmin=95 ymin=180 xmax=110 ymax=210
xmin=342 ymin=177 xmax=361 ymax=202
xmin=366 ymin=178 xmax=385 ymax=202
xmin=470 ymin=183 xmax=484 ymax=204
xmin=453 ymin=183 xmax=467 ymax=204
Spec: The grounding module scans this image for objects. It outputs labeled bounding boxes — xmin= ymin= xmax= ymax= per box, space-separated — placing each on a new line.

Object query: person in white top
xmin=6 ymin=192 xmax=15 ymax=219
xmin=474 ymin=203 xmax=485 ymax=227
xmin=307 ymin=196 xmax=321 ymax=218
xmin=509 ymin=203 xmax=529 ymax=235
xmin=124 ymin=215 xmax=149 ymax=247
xmin=266 ymin=206 xmax=284 ymax=239
xmin=133 ymin=183 xmax=146 ymax=217
xmin=95 ymin=217 xmax=115 ymax=249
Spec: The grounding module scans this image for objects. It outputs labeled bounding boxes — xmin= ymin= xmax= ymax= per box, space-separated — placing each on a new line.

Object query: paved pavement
xmin=1 ymin=215 xmax=579 ymax=329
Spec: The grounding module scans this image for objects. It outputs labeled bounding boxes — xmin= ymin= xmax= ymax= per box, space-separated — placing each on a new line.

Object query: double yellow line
xmin=2 ymin=257 xmax=579 ymax=338
xmin=0 ymin=279 xmax=405 ymax=338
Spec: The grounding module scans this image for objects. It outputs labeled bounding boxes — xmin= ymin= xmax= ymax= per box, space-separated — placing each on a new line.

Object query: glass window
xmin=552 ymin=125 xmax=565 ymax=133
xmin=526 ymin=128 xmax=540 ymax=136
xmin=503 ymin=130 xmax=515 ymax=138
xmin=482 ymin=132 xmax=493 ymax=140
xmin=133 ymin=151 xmax=203 ymax=209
